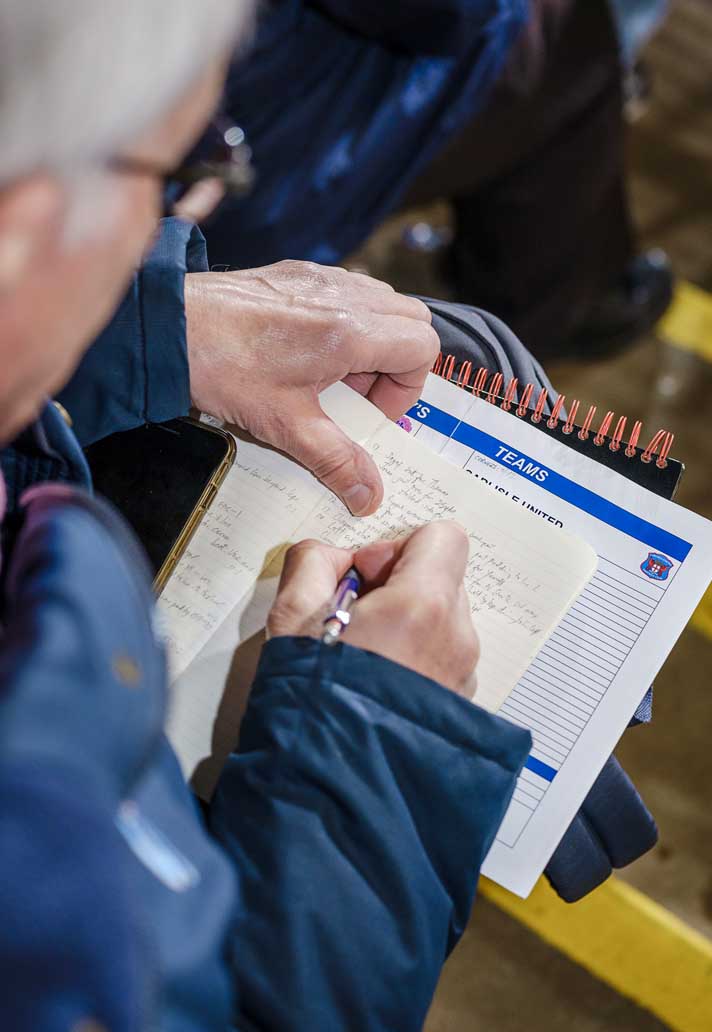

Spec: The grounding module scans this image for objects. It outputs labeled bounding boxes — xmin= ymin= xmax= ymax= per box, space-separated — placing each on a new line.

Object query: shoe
xmin=566 ymin=249 xmax=674 ymax=361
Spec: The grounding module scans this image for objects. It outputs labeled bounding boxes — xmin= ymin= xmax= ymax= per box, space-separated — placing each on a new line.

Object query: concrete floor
xmin=427 ymin=898 xmax=668 ymax=1032
xmin=349 ymin=1 xmax=712 ymax=1027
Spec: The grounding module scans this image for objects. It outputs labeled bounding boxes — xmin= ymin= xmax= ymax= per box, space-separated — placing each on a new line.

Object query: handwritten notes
xmin=162 ymin=383 xmax=596 ymax=783
xmin=298 ymin=421 xmax=598 ymax=712
xmin=158 ymin=431 xmax=322 ymax=679
xmin=160 ymin=383 xmax=388 ymax=681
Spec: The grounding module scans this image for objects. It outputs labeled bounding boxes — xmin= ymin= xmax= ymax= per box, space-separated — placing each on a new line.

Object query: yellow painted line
xmin=480 ymin=875 xmax=712 ymax=1031
xmin=658 ymin=280 xmax=712 ymax=363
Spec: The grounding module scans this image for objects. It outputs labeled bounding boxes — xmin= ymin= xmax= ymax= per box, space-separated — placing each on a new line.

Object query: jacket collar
xmin=0 ymin=401 xmax=91 ymax=516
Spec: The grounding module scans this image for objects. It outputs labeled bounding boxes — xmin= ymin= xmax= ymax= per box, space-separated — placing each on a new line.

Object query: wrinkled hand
xmin=267 ymin=521 xmax=479 ymax=697
xmin=185 ymin=260 xmax=439 ymax=515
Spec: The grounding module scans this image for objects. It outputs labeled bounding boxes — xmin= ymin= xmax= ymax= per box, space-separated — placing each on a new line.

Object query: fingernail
xmin=343 ymin=483 xmax=373 ymax=516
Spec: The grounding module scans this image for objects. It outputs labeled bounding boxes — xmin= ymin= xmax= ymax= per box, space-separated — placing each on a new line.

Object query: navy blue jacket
xmin=203 ymin=0 xmax=528 ymax=267
xmin=59 ymin=216 xmax=655 ymax=900
xmin=1 ymin=213 xmax=658 ymax=1027
xmin=1 ymin=219 xmax=532 ymax=1029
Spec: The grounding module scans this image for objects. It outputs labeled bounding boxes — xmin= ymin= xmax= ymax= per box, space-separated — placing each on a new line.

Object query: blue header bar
xmin=524 ymin=756 xmax=557 ymax=782
xmin=408 ymin=402 xmax=692 ymax=562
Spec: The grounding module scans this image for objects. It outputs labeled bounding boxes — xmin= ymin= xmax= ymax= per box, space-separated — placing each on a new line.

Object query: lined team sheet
xmin=405 ymin=373 xmax=712 ymax=897
xmin=162 ymin=384 xmax=595 ymax=798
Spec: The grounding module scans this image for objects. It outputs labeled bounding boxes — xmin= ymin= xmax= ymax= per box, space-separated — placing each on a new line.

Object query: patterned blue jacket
xmin=203 ymin=0 xmax=529 ymax=267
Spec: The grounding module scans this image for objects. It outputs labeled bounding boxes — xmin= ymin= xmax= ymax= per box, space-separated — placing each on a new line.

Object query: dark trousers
xmin=403 ymin=0 xmax=634 ymax=357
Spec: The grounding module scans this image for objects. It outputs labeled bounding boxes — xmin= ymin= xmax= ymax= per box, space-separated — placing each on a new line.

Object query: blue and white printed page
xmin=406 ymin=373 xmax=712 ymax=897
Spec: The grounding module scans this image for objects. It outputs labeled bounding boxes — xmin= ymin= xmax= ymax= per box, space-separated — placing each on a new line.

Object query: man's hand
xmin=185 ymin=260 xmax=439 ymax=515
xmin=267 ymin=522 xmax=479 ymax=697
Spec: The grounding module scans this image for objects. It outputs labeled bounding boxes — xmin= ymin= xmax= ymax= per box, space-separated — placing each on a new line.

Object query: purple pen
xmin=322 ymin=567 xmax=361 ymax=646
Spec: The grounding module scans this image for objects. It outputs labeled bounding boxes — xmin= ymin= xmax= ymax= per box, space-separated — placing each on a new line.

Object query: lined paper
xmin=297 ymin=420 xmax=599 ymax=711
xmin=159 ymin=383 xmax=386 ymax=679
xmin=163 ymin=383 xmax=596 ymax=784
xmin=158 ymin=433 xmax=323 ymax=679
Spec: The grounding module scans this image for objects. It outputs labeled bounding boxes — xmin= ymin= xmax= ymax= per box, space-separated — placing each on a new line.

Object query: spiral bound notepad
xmin=158 ymin=373 xmax=712 ymax=897
xmin=400 ymin=362 xmax=712 ymax=894
xmin=160 ymin=383 xmax=598 ymax=790
xmin=429 ymin=352 xmax=684 ymax=501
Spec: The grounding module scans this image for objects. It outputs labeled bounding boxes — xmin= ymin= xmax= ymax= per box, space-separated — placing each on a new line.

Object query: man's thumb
xmin=287 ymin=402 xmax=383 ymax=515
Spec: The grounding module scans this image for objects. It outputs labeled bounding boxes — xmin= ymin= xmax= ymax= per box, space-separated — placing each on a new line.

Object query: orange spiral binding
xmin=561 ymin=398 xmax=580 ymax=434
xmin=432 ymin=355 xmax=674 ymax=469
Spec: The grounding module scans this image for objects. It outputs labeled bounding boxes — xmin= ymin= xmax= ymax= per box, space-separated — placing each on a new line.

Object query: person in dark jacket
xmin=0 ymin=3 xmax=530 ymax=1030
xmin=52 ymin=5 xmax=659 ymax=907
xmin=57 ymin=218 xmax=659 ymax=906
xmin=1 ymin=4 xmax=657 ymax=1030
xmin=197 ymin=0 xmax=673 ymax=360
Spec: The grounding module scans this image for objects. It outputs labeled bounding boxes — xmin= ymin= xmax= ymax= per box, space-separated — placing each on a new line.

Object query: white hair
xmin=0 ymin=0 xmax=255 ymax=185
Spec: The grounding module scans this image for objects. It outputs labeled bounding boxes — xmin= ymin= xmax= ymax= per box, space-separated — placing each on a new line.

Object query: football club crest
xmin=640 ymin=552 xmax=673 ymax=581
xmin=397 ymin=416 xmax=413 ymax=433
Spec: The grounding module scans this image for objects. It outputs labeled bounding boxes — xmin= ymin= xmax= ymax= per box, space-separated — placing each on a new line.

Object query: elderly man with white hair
xmin=1 ymin=1 xmax=662 ymax=1028
xmin=0 ymin=4 xmax=539 ymax=1031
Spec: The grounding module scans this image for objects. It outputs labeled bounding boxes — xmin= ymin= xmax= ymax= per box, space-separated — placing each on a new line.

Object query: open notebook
xmin=159 ymin=382 xmax=597 ymax=802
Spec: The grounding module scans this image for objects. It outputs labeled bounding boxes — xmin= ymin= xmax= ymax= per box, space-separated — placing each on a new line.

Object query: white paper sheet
xmin=406 ymin=373 xmax=712 ymax=896
xmin=163 ymin=382 xmax=596 ymax=798
xmin=159 ymin=383 xmax=385 ymax=680
xmin=298 ymin=419 xmax=597 ymax=712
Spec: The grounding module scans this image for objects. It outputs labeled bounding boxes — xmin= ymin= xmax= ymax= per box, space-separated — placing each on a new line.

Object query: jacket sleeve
xmin=0 ymin=485 xmax=240 ymax=1029
xmin=0 ymin=487 xmax=168 ymax=1030
xmin=209 ymin=636 xmax=531 ymax=1031
xmin=308 ymin=0 xmax=510 ymax=55
xmin=56 ymin=217 xmax=209 ymax=447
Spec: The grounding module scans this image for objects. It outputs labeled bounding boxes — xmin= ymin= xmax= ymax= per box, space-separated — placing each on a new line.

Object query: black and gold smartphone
xmin=85 ymin=418 xmax=235 ymax=593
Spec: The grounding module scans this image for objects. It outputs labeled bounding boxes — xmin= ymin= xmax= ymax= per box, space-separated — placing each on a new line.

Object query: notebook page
xmin=158 ymin=434 xmax=322 ymax=680
xmin=159 ymin=382 xmax=387 ymax=680
xmin=296 ymin=420 xmax=598 ymax=712
xmin=163 ymin=383 xmax=389 ymax=776
xmin=167 ymin=557 xmax=279 ymax=793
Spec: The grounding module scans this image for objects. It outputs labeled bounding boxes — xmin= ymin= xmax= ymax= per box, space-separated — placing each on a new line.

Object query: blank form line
xmin=573 ymin=587 xmax=645 ymax=619
xmin=553 ymin=621 xmax=628 ymax=659
xmin=514 ymin=784 xmax=542 ymax=805
xmin=502 ymin=703 xmax=580 ymax=748
xmin=512 ymin=677 xmax=591 ymax=722
xmin=523 ymin=665 xmax=600 ymax=707
xmin=505 ymin=690 xmax=586 ymax=735
xmin=533 ymin=656 xmax=606 ymax=701
xmin=519 ymin=770 xmax=548 ymax=795
xmin=572 ymin=600 xmax=648 ymax=635
xmin=512 ymin=792 xmax=536 ymax=813
xmin=500 ymin=704 xmax=574 ymax=752
xmin=551 ymin=627 xmax=626 ymax=667
xmin=511 ymin=682 xmax=588 ymax=727
xmin=598 ymin=555 xmax=667 ymax=592
xmin=518 ymin=772 xmax=547 ymax=796
xmin=597 ymin=568 xmax=665 ymax=602
xmin=564 ymin=608 xmax=638 ymax=648
xmin=539 ymin=645 xmax=610 ymax=690
xmin=542 ymin=636 xmax=616 ymax=677
xmin=583 ymin=592 xmax=653 ymax=625
xmin=515 ymin=772 xmax=546 ymax=796
xmin=585 ymin=583 xmax=655 ymax=618
xmin=518 ymin=673 xmax=595 ymax=717
xmin=585 ymin=576 xmax=657 ymax=609
xmin=501 ymin=712 xmax=569 ymax=760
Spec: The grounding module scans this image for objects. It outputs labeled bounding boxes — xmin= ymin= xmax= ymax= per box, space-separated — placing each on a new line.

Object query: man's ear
xmin=0 ymin=175 xmax=64 ymax=291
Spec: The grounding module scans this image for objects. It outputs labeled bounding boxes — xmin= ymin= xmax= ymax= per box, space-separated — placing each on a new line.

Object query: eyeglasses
xmin=110 ymin=116 xmax=255 ymax=217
